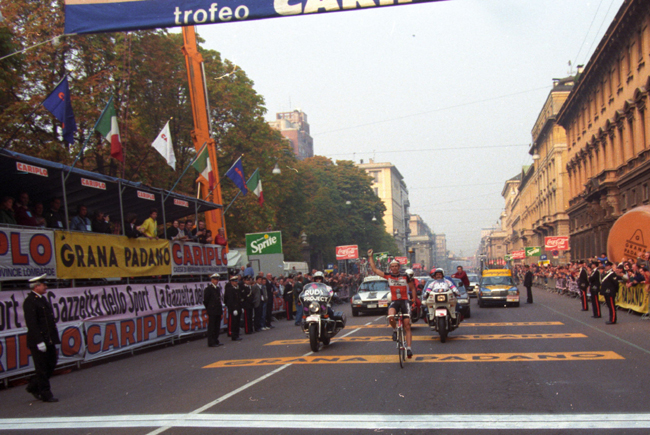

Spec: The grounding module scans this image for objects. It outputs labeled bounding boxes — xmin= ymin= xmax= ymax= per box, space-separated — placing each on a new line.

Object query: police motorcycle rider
xmin=367 ymin=250 xmax=417 ymax=359
xmin=422 ymin=268 xmax=462 ymax=318
xmin=312 ymin=271 xmax=335 ymax=318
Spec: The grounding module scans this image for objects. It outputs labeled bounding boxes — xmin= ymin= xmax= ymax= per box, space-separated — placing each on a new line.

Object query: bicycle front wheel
xmin=398 ymin=328 xmax=405 ymax=368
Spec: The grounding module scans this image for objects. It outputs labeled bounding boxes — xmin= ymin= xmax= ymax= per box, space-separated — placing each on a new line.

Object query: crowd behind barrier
xmin=511 ymin=258 xmax=650 ymax=316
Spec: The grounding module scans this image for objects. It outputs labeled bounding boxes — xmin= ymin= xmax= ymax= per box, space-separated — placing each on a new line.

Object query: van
xmin=477 ymin=269 xmax=519 ymax=308
xmin=283 ymin=261 xmax=309 ymax=276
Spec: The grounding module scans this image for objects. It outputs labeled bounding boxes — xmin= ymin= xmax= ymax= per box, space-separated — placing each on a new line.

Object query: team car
xmin=477 ymin=269 xmax=520 ymax=307
xmin=351 ymin=275 xmax=390 ymax=316
xmin=466 ymin=273 xmax=479 ymax=298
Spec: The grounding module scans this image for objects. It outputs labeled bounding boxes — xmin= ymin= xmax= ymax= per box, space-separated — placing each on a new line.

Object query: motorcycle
xmin=424 ymin=281 xmax=462 ymax=343
xmin=299 ymin=282 xmax=346 ymax=352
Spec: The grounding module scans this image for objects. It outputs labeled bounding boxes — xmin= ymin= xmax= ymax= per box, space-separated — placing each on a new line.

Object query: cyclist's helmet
xmin=313 ymin=271 xmax=325 ymax=282
xmin=405 ymin=269 xmax=414 ymax=279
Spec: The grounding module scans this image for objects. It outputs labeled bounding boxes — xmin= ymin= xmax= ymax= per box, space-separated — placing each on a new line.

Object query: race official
xmin=523 ymin=264 xmax=534 ymax=304
xmin=283 ymin=276 xmax=294 ymax=321
xmin=224 ymin=275 xmax=243 ymax=341
xmin=577 ymin=260 xmax=589 ymax=311
xmin=600 ymin=261 xmax=620 ymax=325
xmin=23 ymin=274 xmax=60 ymax=402
xmin=293 ymin=275 xmax=304 ymax=326
xmin=589 ymin=261 xmax=602 ymax=318
xmin=252 ymin=276 xmax=265 ymax=332
xmin=204 ymin=273 xmax=224 ymax=347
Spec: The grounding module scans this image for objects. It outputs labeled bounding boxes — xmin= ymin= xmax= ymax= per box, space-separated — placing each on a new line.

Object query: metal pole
xmin=160 ymin=189 xmax=167 ymax=240
xmin=118 ymin=180 xmax=126 ymax=236
xmin=60 ymin=171 xmax=70 ymax=230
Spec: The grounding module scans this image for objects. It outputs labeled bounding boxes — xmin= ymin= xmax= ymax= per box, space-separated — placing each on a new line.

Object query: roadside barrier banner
xmin=615 ymin=283 xmax=649 ymax=314
xmin=0 ymin=281 xmax=213 ymax=380
xmin=170 ymin=240 xmax=227 ymax=276
xmin=0 ymin=228 xmax=56 ymax=281
xmin=54 ymin=231 xmax=171 ymax=279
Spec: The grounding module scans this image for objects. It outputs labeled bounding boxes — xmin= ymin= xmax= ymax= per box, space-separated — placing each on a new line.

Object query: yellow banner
xmin=616 ymin=283 xmax=650 ymax=314
xmin=54 ymin=231 xmax=171 ymax=279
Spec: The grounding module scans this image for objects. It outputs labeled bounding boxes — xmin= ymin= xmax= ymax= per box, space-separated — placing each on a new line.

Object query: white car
xmin=466 ymin=273 xmax=479 ymax=297
xmin=351 ymin=276 xmax=390 ymax=316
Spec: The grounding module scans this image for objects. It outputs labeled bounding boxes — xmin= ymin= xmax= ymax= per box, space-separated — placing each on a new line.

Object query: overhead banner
xmin=0 ymin=228 xmax=57 ymax=281
xmin=54 ymin=231 xmax=171 ymax=279
xmin=336 ymin=245 xmax=358 ymax=260
xmin=545 ymin=236 xmax=569 ymax=251
xmin=64 ymin=0 xmax=446 ymax=35
xmin=246 ymin=231 xmax=282 ymax=256
xmin=170 ymin=240 xmax=228 ymax=275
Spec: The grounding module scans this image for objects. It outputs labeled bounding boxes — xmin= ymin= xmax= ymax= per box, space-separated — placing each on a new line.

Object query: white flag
xmin=151 ymin=121 xmax=176 ymax=169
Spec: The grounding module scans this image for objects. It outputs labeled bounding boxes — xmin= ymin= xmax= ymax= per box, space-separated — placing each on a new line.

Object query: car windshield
xmin=467 ymin=274 xmax=479 ymax=281
xmin=482 ymin=276 xmax=514 ymax=286
xmin=359 ymin=281 xmax=389 ymax=292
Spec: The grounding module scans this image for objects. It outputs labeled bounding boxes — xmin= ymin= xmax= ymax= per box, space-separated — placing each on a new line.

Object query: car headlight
xmin=459 ymin=298 xmax=469 ymax=304
xmin=508 ymin=288 xmax=519 ymax=295
xmin=352 ymin=295 xmax=361 ymax=302
xmin=309 ymin=302 xmax=320 ymax=314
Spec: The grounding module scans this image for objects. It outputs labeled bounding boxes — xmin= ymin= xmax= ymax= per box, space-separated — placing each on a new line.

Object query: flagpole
xmin=164 ymin=141 xmax=205 ymax=202
xmin=65 ymin=95 xmax=113 ymax=182
xmin=202 ymin=154 xmax=243 ymax=201
xmin=223 ymin=168 xmax=257 ymax=214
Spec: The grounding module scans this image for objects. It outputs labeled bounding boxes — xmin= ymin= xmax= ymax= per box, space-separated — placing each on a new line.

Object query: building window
xmin=373 ymin=187 xmax=379 ymax=197
xmin=643 ymin=183 xmax=649 ymax=202
xmin=622 ymin=193 xmax=627 ymax=210
xmin=631 ymin=188 xmax=637 ymax=207
xmin=369 ymin=171 xmax=380 ymax=184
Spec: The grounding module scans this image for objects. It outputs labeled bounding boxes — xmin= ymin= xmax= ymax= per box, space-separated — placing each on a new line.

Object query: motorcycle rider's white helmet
xmin=313 ymin=271 xmax=325 ymax=281
xmin=434 ymin=268 xmax=444 ymax=277
xmin=405 ymin=269 xmax=414 ymax=278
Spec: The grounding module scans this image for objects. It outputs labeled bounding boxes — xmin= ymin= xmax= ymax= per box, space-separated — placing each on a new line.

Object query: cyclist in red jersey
xmin=367 ymin=249 xmax=417 ymax=358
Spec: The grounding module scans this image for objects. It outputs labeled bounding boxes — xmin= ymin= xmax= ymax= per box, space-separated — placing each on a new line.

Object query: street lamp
xmin=272 ymin=163 xmax=281 ymax=175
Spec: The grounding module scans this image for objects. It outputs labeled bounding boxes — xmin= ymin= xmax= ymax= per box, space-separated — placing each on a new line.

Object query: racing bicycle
xmin=387 ymin=312 xmax=409 ymax=368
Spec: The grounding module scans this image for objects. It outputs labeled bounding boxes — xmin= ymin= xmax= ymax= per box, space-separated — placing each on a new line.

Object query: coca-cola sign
xmin=545 ymin=236 xmax=569 ymax=251
xmin=511 ymin=250 xmax=526 ymax=260
xmin=336 ymin=245 xmax=359 ymax=260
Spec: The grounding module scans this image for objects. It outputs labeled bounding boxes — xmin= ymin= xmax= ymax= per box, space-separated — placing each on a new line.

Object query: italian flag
xmin=191 ymin=144 xmax=214 ymax=189
xmin=246 ymin=168 xmax=264 ymax=205
xmin=95 ymin=98 xmax=123 ymax=162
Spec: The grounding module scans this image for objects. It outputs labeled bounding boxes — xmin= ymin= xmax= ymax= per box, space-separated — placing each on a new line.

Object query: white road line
xmin=146 ymin=319 xmax=368 ymax=435
xmin=3 ymin=413 xmax=650 ymax=430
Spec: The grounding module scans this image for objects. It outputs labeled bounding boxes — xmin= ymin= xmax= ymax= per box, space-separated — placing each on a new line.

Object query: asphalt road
xmin=2 ymin=284 xmax=650 ymax=434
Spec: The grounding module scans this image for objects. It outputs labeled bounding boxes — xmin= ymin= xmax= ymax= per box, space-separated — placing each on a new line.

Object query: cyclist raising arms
xmin=367 ymin=249 xmax=417 ymax=358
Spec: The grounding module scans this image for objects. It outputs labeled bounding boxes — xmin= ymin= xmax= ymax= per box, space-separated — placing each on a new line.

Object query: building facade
xmin=409 ymin=214 xmax=435 ymax=271
xmin=268 ymin=110 xmax=314 ymax=160
xmin=557 ymin=0 xmax=650 ymax=259
xmin=356 ymin=159 xmax=410 ymax=255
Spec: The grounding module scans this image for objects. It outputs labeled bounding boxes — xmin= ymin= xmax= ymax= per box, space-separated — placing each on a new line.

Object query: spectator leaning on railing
xmin=0 ymin=196 xmax=17 ymax=225
xmin=70 ymin=205 xmax=91 ymax=232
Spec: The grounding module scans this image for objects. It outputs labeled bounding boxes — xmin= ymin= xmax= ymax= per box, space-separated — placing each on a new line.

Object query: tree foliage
xmin=0 ymin=1 xmax=396 ymax=268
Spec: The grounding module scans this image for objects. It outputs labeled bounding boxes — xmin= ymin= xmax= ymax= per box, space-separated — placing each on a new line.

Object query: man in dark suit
xmin=224 ymin=275 xmax=243 ymax=341
xmin=203 ymin=273 xmax=223 ymax=347
xmin=23 ymin=274 xmax=60 ymax=402
xmin=589 ymin=261 xmax=602 ymax=318
xmin=577 ymin=260 xmax=589 ymax=311
xmin=523 ymin=264 xmax=534 ymax=303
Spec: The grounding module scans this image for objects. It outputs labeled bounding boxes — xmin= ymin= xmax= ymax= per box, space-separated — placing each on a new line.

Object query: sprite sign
xmin=525 ymin=246 xmax=542 ymax=257
xmin=246 ymin=231 xmax=283 ymax=255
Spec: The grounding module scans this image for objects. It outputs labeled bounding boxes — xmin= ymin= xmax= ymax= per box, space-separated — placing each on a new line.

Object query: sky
xmin=191 ymin=0 xmax=626 ymax=257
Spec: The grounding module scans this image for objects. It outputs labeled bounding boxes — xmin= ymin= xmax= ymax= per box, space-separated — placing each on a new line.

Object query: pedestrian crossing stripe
xmin=204 ymin=351 xmax=623 ymax=368
xmin=264 ymin=333 xmax=587 ymax=345
xmin=355 ymin=321 xmax=564 ymax=328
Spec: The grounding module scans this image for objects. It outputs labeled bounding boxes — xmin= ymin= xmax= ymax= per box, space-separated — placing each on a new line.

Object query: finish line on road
xmin=204 ymin=351 xmax=623 ymax=368
xmin=4 ymin=413 xmax=649 ymax=430
xmin=265 ymin=333 xmax=587 ymax=345
xmin=356 ymin=321 xmax=564 ymax=328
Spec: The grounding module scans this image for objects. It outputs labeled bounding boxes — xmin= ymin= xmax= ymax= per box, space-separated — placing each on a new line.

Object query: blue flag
xmin=42 ymin=77 xmax=77 ymax=144
xmin=225 ymin=156 xmax=248 ymax=195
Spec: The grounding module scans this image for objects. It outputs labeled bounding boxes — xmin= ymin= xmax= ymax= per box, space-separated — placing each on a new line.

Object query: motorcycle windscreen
xmin=299 ymin=282 xmax=331 ymax=304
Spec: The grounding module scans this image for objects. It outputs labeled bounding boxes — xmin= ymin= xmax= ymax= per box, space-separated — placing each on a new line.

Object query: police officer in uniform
xmin=577 ymin=260 xmax=589 ymax=311
xmin=224 ymin=275 xmax=243 ymax=341
xmin=589 ymin=261 xmax=602 ymax=318
xmin=204 ymin=273 xmax=224 ymax=347
xmin=242 ymin=276 xmax=255 ymax=334
xmin=23 ymin=274 xmax=60 ymax=402
xmin=600 ymin=261 xmax=620 ymax=325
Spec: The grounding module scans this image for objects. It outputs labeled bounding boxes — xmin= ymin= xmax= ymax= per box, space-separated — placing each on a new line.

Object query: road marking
xmin=204 ymin=351 xmax=623 ymax=367
xmin=146 ymin=317 xmax=373 ymax=435
xmin=355 ymin=321 xmax=564 ymax=328
xmin=4 ymin=413 xmax=649 ymax=430
xmin=265 ymin=333 xmax=587 ymax=345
